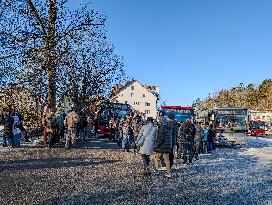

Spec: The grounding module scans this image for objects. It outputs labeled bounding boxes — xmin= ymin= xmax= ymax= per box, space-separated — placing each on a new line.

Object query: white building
xmin=110 ymin=80 xmax=159 ymax=119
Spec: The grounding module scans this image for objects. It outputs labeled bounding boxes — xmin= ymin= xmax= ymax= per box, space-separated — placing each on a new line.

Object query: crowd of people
xmin=0 ymin=103 xmax=218 ymax=179
xmin=41 ymin=103 xmax=101 ymax=149
xmin=0 ymin=107 xmax=29 ymax=148
xmin=0 ymin=102 xmax=99 ymax=149
xmin=115 ymin=111 xmax=217 ymax=178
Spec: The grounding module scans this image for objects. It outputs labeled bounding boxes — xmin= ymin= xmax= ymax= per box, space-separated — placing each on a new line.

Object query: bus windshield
xmin=161 ymin=106 xmax=194 ymax=122
xmin=98 ymin=102 xmax=132 ymax=121
xmin=214 ymin=108 xmax=248 ymax=131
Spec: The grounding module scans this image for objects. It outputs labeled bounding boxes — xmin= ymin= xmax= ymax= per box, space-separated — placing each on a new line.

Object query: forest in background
xmin=193 ymin=79 xmax=272 ymax=112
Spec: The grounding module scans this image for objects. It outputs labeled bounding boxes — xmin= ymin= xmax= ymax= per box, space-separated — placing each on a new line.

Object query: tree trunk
xmin=47 ymin=0 xmax=57 ymax=111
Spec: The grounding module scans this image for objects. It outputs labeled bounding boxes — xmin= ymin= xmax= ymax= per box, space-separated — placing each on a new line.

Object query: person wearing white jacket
xmin=137 ymin=117 xmax=157 ymax=175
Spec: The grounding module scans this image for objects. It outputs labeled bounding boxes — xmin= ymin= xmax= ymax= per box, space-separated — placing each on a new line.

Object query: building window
xmin=131 ymin=86 xmax=134 ymax=90
xmin=145 ymin=102 xmax=150 ymax=106
xmin=131 ymin=93 xmax=134 ymax=97
xmin=121 ymin=94 xmax=123 ymax=97
xmin=134 ymin=102 xmax=140 ymax=106
xmin=143 ymin=94 xmax=146 ymax=97
xmin=145 ymin=110 xmax=150 ymax=114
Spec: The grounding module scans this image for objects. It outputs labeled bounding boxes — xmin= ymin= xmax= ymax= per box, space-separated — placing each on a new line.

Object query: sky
xmin=70 ymin=0 xmax=272 ymax=106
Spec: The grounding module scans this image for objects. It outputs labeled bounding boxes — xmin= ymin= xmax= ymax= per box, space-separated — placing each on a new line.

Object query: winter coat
xmin=154 ymin=120 xmax=175 ymax=153
xmin=178 ymin=121 xmax=195 ymax=143
xmin=202 ymin=128 xmax=208 ymax=142
xmin=86 ymin=116 xmax=94 ymax=129
xmin=194 ymin=126 xmax=204 ymax=143
xmin=172 ymin=121 xmax=179 ymax=147
xmin=45 ymin=112 xmax=56 ymax=133
xmin=3 ymin=114 xmax=14 ymax=138
xmin=207 ymin=129 xmax=216 ymax=142
xmin=138 ymin=123 xmax=157 ymax=155
xmin=65 ymin=111 xmax=78 ymax=130
xmin=132 ymin=118 xmax=142 ymax=141
xmin=12 ymin=123 xmax=21 ymax=136
xmin=55 ymin=111 xmax=65 ymax=128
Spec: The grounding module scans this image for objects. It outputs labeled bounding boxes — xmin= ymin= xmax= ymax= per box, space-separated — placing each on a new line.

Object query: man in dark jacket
xmin=178 ymin=117 xmax=195 ymax=165
xmin=169 ymin=115 xmax=178 ymax=168
xmin=207 ymin=125 xmax=216 ymax=152
xmin=154 ymin=115 xmax=175 ymax=178
xmin=1 ymin=108 xmax=14 ymax=147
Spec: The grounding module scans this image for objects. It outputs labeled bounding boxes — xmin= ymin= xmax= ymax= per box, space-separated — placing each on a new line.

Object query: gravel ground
xmin=0 ymin=139 xmax=271 ymax=205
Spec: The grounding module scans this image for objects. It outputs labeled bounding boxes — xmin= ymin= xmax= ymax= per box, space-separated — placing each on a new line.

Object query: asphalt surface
xmin=0 ymin=138 xmax=271 ymax=205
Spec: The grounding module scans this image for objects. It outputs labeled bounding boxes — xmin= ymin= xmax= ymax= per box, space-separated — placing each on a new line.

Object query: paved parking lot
xmin=0 ymin=139 xmax=271 ymax=205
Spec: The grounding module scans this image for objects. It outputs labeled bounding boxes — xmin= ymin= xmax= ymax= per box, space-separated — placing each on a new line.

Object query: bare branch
xmin=27 ymin=0 xmax=47 ymax=34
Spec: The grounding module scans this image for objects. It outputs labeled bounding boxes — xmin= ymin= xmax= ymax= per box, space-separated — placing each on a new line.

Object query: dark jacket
xmin=207 ymin=129 xmax=216 ymax=142
xmin=3 ymin=114 xmax=14 ymax=138
xmin=154 ymin=120 xmax=175 ymax=153
xmin=178 ymin=121 xmax=195 ymax=143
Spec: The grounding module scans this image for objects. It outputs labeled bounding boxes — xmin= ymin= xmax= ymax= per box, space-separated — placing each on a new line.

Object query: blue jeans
xmin=122 ymin=136 xmax=131 ymax=150
xmin=183 ymin=141 xmax=193 ymax=163
xmin=207 ymin=142 xmax=213 ymax=152
xmin=13 ymin=133 xmax=21 ymax=147
xmin=202 ymin=141 xmax=207 ymax=153
xmin=2 ymin=135 xmax=12 ymax=147
xmin=80 ymin=130 xmax=86 ymax=141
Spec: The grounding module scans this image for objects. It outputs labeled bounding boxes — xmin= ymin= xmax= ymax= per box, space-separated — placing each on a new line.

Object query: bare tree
xmin=0 ymin=0 xmax=114 ymax=111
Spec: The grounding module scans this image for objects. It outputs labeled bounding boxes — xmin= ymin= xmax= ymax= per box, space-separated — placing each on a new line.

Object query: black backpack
xmin=47 ymin=116 xmax=56 ymax=129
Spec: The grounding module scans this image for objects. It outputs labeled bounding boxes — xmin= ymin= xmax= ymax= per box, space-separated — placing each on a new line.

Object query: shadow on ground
xmin=0 ymin=157 xmax=120 ymax=171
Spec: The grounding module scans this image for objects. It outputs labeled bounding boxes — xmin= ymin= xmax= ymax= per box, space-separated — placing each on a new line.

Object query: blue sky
xmin=70 ymin=0 xmax=272 ymax=106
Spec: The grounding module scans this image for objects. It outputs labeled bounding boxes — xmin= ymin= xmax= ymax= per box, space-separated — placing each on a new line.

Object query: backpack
xmin=49 ymin=117 xmax=56 ymax=128
xmin=66 ymin=112 xmax=78 ymax=129
xmin=55 ymin=112 xmax=64 ymax=127
xmin=46 ymin=115 xmax=56 ymax=133
xmin=183 ymin=123 xmax=194 ymax=141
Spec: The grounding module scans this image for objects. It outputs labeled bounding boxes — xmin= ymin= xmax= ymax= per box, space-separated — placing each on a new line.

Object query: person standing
xmin=11 ymin=109 xmax=23 ymax=147
xmin=45 ymin=110 xmax=56 ymax=148
xmin=154 ymin=115 xmax=175 ymax=178
xmin=132 ymin=114 xmax=143 ymax=153
xmin=193 ymin=122 xmax=204 ymax=160
xmin=207 ymin=125 xmax=216 ymax=153
xmin=168 ymin=114 xmax=178 ymax=169
xmin=93 ymin=113 xmax=99 ymax=138
xmin=137 ymin=117 xmax=157 ymax=175
xmin=64 ymin=107 xmax=78 ymax=149
xmin=178 ymin=117 xmax=195 ymax=165
xmin=176 ymin=122 xmax=183 ymax=159
xmin=2 ymin=107 xmax=14 ymax=147
xmin=78 ymin=109 xmax=87 ymax=142
xmin=201 ymin=124 xmax=209 ymax=153
xmin=42 ymin=105 xmax=51 ymax=144
xmin=86 ymin=113 xmax=94 ymax=138
xmin=55 ymin=106 xmax=65 ymax=143
xmin=122 ymin=119 xmax=133 ymax=152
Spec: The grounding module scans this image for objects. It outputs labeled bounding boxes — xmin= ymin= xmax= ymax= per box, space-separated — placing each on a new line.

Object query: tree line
xmin=193 ymin=79 xmax=272 ymax=111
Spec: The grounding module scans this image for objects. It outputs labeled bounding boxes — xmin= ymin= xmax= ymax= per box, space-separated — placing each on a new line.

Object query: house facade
xmin=110 ymin=80 xmax=159 ymax=119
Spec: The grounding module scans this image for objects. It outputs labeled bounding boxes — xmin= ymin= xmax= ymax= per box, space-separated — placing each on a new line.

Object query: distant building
xmin=110 ymin=80 xmax=159 ymax=118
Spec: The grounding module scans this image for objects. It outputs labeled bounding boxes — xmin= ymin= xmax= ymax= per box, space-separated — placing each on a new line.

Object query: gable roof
xmin=110 ymin=80 xmax=159 ymax=99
